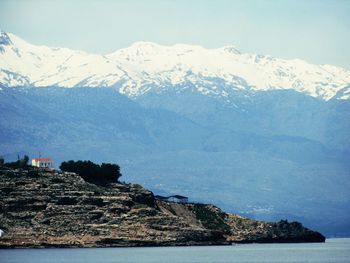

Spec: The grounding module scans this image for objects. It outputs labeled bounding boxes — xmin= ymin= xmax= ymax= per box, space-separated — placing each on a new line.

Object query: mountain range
xmin=1 ymin=31 xmax=350 ymax=236
xmin=1 ymin=30 xmax=350 ymax=100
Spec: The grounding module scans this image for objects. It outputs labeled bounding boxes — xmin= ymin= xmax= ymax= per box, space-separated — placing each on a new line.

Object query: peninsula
xmin=0 ymin=166 xmax=325 ymax=248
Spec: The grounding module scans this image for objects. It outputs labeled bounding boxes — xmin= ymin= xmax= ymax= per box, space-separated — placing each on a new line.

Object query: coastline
xmin=0 ymin=166 xmax=325 ymax=248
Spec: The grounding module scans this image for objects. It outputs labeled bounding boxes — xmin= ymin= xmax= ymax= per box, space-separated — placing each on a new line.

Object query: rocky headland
xmin=0 ymin=166 xmax=325 ymax=248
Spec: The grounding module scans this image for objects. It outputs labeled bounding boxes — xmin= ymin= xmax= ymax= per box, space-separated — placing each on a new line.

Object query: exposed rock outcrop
xmin=0 ymin=166 xmax=325 ymax=248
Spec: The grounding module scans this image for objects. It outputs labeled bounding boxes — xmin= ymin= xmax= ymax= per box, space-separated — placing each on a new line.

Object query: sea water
xmin=1 ymin=238 xmax=349 ymax=263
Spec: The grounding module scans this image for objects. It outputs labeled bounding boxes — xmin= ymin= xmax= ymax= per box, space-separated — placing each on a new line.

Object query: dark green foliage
xmin=0 ymin=157 xmax=4 ymax=165
xmin=193 ymin=204 xmax=231 ymax=233
xmin=59 ymin=160 xmax=121 ymax=184
xmin=3 ymin=155 xmax=30 ymax=169
xmin=21 ymin=155 xmax=29 ymax=166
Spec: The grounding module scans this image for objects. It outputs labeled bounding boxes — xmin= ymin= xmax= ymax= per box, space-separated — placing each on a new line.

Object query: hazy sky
xmin=1 ymin=0 xmax=349 ymax=69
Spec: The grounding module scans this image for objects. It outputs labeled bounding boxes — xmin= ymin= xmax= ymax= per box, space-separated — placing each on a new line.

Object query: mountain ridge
xmin=1 ymin=31 xmax=350 ymax=100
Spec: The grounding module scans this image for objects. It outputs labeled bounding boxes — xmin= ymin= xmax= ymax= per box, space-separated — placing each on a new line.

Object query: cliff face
xmin=0 ymin=167 xmax=325 ymax=248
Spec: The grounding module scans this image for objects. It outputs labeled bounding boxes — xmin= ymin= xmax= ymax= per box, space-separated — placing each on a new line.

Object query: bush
xmin=193 ymin=204 xmax=231 ymax=233
xmin=59 ymin=160 xmax=121 ymax=184
xmin=3 ymin=155 xmax=29 ymax=169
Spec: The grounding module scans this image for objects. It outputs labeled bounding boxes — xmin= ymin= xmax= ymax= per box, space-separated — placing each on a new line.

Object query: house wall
xmin=32 ymin=160 xmax=53 ymax=168
xmin=39 ymin=161 xmax=52 ymax=168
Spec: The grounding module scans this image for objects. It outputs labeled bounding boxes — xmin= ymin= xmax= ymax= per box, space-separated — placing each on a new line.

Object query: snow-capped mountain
xmin=1 ymin=31 xmax=350 ymax=237
xmin=1 ymin=30 xmax=350 ymax=100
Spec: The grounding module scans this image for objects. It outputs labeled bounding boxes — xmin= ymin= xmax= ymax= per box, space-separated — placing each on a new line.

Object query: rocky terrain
xmin=0 ymin=166 xmax=325 ymax=248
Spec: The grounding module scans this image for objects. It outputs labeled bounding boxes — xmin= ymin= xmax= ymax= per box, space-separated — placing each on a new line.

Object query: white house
xmin=32 ymin=157 xmax=53 ymax=168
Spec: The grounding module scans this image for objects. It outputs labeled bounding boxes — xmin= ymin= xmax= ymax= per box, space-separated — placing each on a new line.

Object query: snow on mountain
xmin=0 ymin=31 xmax=126 ymax=88
xmin=1 ymin=31 xmax=350 ymax=100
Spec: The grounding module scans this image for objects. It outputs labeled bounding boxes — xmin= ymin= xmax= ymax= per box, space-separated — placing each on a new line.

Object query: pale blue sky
xmin=1 ymin=0 xmax=349 ymax=69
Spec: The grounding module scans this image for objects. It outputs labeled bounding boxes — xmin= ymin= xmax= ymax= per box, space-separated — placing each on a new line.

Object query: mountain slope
xmin=0 ymin=87 xmax=349 ymax=237
xmin=1 ymin=31 xmax=350 ymax=237
xmin=136 ymin=88 xmax=350 ymax=150
xmin=1 ymin=31 xmax=350 ymax=100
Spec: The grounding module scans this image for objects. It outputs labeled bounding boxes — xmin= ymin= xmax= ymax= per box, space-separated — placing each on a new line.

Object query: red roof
xmin=32 ymin=158 xmax=52 ymax=162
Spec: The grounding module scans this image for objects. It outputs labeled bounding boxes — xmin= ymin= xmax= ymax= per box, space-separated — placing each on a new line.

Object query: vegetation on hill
xmin=59 ymin=160 xmax=122 ymax=183
xmin=0 ymin=155 xmax=29 ymax=169
xmin=0 ymin=166 xmax=325 ymax=248
xmin=192 ymin=204 xmax=231 ymax=233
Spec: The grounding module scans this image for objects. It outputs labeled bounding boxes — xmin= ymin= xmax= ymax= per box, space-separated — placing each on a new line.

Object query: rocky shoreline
xmin=0 ymin=166 xmax=325 ymax=248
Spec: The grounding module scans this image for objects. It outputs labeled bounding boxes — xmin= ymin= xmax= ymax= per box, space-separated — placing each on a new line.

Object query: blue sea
xmin=1 ymin=238 xmax=349 ymax=263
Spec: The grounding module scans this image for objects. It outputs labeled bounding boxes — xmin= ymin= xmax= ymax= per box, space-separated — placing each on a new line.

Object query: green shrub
xmin=193 ymin=204 xmax=231 ymax=233
xmin=3 ymin=155 xmax=29 ymax=169
xmin=59 ymin=160 xmax=121 ymax=184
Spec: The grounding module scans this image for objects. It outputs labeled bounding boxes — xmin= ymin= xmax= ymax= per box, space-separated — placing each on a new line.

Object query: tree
xmin=19 ymin=155 xmax=29 ymax=168
xmin=3 ymin=155 xmax=30 ymax=169
xmin=100 ymin=163 xmax=121 ymax=182
xmin=59 ymin=160 xmax=122 ymax=184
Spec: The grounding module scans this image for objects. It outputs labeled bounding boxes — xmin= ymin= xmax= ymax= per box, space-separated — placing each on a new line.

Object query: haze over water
xmin=1 ymin=238 xmax=349 ymax=263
